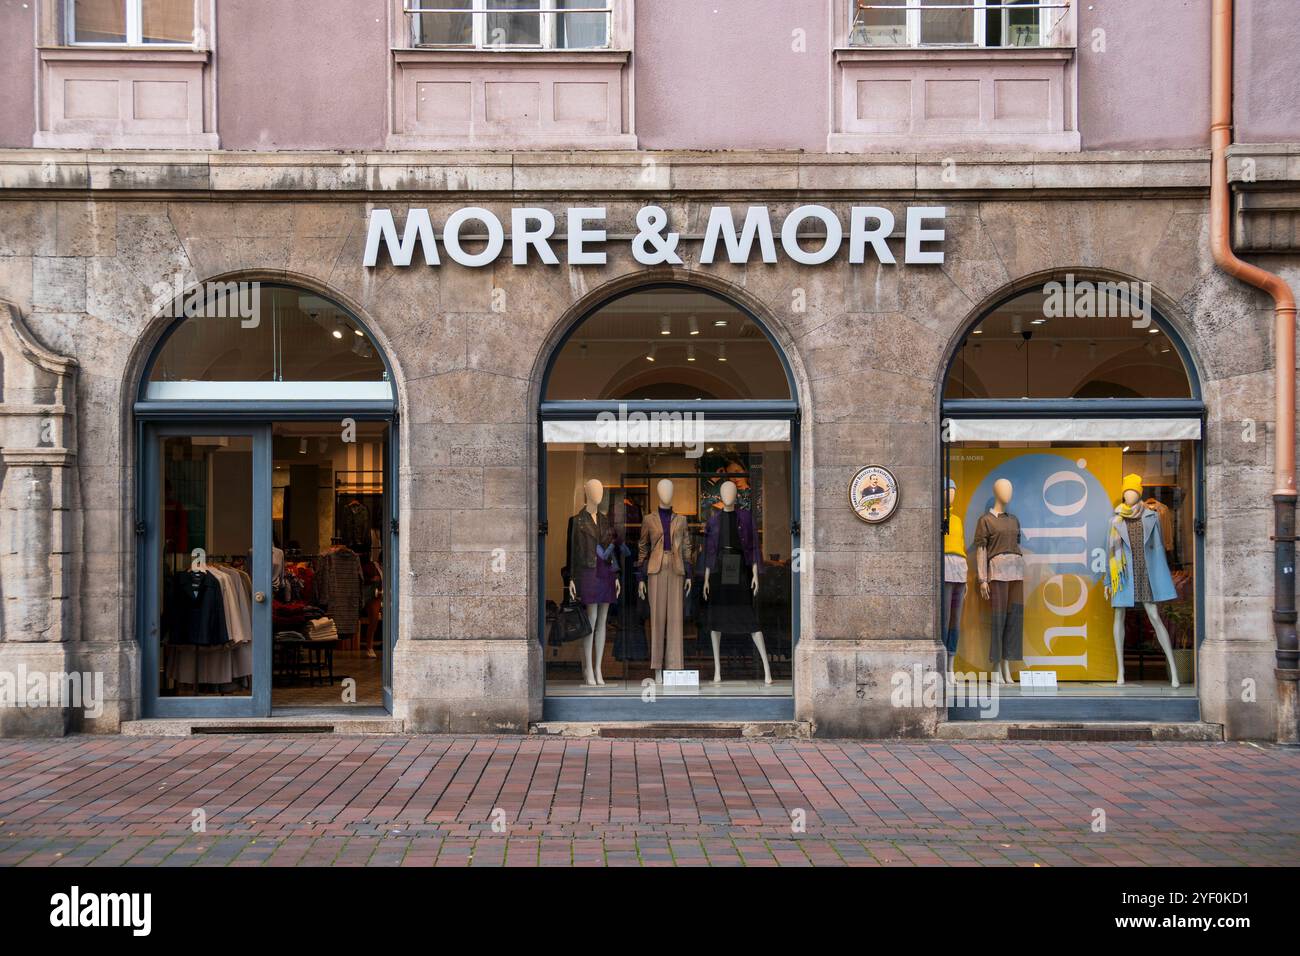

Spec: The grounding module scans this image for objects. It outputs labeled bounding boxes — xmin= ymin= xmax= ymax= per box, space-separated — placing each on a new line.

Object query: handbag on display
xmin=551 ymin=599 xmax=592 ymax=645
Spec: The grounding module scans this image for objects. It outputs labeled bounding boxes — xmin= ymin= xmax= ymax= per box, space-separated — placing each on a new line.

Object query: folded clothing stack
xmin=304 ymin=617 xmax=338 ymax=641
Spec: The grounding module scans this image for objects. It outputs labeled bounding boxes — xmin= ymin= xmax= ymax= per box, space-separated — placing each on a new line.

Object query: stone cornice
xmin=0 ymin=148 xmax=1217 ymax=199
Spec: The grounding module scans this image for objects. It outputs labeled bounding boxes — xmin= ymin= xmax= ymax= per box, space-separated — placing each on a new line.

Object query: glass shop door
xmin=141 ymin=424 xmax=273 ymax=717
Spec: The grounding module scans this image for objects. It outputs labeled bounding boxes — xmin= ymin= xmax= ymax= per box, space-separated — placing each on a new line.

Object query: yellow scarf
xmin=1107 ymin=503 xmax=1144 ymax=595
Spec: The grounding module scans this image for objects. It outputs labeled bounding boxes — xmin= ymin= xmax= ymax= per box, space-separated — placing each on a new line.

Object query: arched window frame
xmin=938 ymin=277 xmax=1207 ymax=719
xmin=535 ymin=282 xmax=802 ymax=721
xmin=133 ymin=282 xmax=400 ymax=717
xmin=135 ymin=282 xmax=397 ymax=419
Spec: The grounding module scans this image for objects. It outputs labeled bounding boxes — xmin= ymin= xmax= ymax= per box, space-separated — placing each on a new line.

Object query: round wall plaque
xmin=849 ymin=465 xmax=900 ymax=524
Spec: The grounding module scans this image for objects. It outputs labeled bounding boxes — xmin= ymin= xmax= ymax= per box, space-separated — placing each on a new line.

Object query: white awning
xmin=542 ymin=418 xmax=790 ymax=444
xmin=143 ymin=381 xmax=394 ymax=401
xmin=947 ymin=418 xmax=1201 ymax=442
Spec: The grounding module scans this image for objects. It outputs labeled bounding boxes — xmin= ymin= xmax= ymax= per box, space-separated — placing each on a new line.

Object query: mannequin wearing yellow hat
xmin=1106 ymin=473 xmax=1180 ymax=687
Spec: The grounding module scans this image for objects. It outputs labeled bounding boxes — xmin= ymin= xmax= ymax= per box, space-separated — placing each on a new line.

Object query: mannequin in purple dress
xmin=567 ymin=478 xmax=621 ymax=685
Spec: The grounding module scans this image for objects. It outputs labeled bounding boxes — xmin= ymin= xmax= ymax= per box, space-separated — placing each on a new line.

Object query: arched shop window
xmin=137 ymin=282 xmax=396 ymax=718
xmin=143 ymin=283 xmax=391 ymax=400
xmin=940 ymin=281 xmax=1202 ymax=720
xmin=538 ymin=285 xmax=798 ymax=720
xmin=544 ymin=287 xmax=791 ymax=401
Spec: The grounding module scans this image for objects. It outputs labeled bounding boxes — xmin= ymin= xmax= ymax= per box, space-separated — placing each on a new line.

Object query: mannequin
xmin=1106 ymin=473 xmax=1180 ymax=688
xmin=702 ymin=480 xmax=772 ymax=684
xmin=975 ymin=477 xmax=1024 ymax=684
xmin=940 ymin=479 xmax=967 ymax=662
xmin=637 ymin=478 xmax=692 ymax=682
xmin=567 ymin=478 xmax=621 ymax=686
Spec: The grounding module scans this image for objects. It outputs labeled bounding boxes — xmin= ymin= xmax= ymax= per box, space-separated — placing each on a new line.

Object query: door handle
xmin=254 ymin=591 xmax=266 ymax=603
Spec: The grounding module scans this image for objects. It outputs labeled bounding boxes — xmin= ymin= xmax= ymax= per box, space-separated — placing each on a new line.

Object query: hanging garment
xmin=1144 ymin=498 xmax=1175 ymax=552
xmin=164 ymin=571 xmax=229 ymax=647
xmin=341 ymin=500 xmax=371 ymax=554
xmin=316 ymin=547 xmax=363 ymax=635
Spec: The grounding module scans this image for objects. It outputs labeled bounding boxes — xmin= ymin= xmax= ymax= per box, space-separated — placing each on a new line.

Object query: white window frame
xmin=408 ymin=0 xmax=612 ymax=50
xmin=850 ymin=0 xmax=1056 ymax=49
xmin=66 ymin=0 xmax=196 ymax=47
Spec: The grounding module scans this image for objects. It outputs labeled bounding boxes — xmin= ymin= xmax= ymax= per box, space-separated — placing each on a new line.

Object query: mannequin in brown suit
xmin=637 ymin=478 xmax=693 ymax=680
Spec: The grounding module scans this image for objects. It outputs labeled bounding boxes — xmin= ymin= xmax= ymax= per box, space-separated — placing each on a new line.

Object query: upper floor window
xmin=69 ymin=0 xmax=195 ymax=45
xmin=410 ymin=0 xmax=610 ymax=49
xmin=849 ymin=0 xmax=1061 ymax=48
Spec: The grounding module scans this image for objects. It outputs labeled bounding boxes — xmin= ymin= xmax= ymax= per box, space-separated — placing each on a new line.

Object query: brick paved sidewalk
xmin=0 ymin=735 xmax=1297 ymax=867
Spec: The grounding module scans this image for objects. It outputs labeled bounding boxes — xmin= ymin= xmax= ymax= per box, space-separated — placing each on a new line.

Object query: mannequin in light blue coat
xmin=1105 ymin=485 xmax=1180 ymax=688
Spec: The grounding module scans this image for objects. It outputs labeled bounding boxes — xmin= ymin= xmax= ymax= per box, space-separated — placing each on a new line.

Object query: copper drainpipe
xmin=1210 ymin=0 xmax=1299 ymax=743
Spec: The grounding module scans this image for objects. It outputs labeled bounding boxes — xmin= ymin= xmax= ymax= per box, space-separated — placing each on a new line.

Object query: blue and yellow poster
xmin=950 ymin=447 xmax=1122 ymax=680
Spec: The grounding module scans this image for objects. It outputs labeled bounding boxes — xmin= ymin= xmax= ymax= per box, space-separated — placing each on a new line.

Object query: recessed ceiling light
xmin=332 ymin=329 xmax=344 ymax=339
xmin=354 ymin=328 xmax=365 ymax=337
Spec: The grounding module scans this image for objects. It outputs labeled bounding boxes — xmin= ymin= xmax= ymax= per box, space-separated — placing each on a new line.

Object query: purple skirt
xmin=576 ymin=559 xmax=618 ymax=605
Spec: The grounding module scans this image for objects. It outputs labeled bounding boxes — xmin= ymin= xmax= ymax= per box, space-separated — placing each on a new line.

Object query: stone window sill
xmin=834 ymin=46 xmax=1074 ymax=64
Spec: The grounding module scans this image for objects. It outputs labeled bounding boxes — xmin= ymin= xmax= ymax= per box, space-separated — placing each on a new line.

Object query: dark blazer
xmin=567 ymin=508 xmax=613 ymax=572
xmin=165 ymin=571 xmax=229 ymax=647
xmin=703 ymin=507 xmax=758 ymax=572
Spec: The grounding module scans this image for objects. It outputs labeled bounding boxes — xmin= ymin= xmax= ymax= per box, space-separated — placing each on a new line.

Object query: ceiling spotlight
xmin=1088 ymin=341 xmax=1097 ymax=359
xmin=1031 ymin=318 xmax=1046 ymax=325
xmin=646 ymin=343 xmax=657 ymax=362
xmin=689 ymin=315 xmax=700 ymax=335
xmin=353 ymin=328 xmax=365 ymax=337
xmin=687 ymin=343 xmax=696 ymax=362
xmin=332 ymin=328 xmax=344 ymax=339
xmin=617 ymin=448 xmax=625 ymax=455
xmin=1148 ymin=328 xmax=1160 ymax=334
xmin=714 ymin=319 xmax=728 ymax=327
xmin=298 ymin=438 xmax=308 ymax=455
xmin=579 ymin=342 xmax=588 ymax=359
xmin=972 ymin=329 xmax=983 ymax=335
xmin=706 ymin=447 xmax=715 ymax=453
xmin=717 ymin=342 xmax=727 ymax=362
xmin=1011 ymin=316 xmax=1023 ymax=335
xmin=660 ymin=315 xmax=671 ymax=336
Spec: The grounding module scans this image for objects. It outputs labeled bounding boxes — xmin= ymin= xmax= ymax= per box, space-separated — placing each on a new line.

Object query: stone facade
xmin=0 ymin=149 xmax=1296 ymax=739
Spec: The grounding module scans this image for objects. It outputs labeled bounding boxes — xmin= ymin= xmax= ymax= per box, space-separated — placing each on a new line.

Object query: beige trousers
xmin=646 ymin=570 xmax=685 ymax=670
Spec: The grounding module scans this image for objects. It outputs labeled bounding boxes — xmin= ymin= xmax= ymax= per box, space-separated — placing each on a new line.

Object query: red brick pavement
xmin=0 ymin=735 xmax=1297 ymax=866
